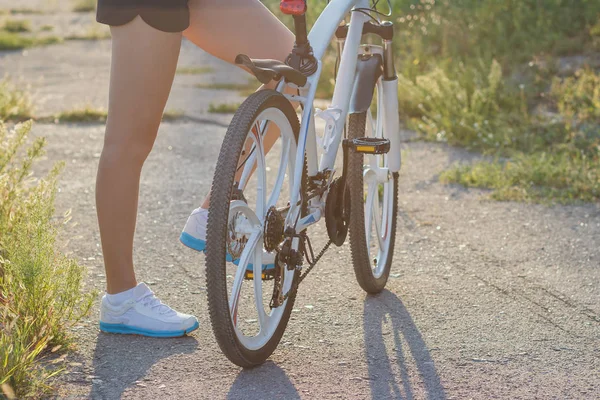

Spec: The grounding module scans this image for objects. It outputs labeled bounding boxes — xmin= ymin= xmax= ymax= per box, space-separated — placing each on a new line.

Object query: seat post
xmin=292 ymin=14 xmax=309 ymax=46
xmin=280 ymin=0 xmax=317 ymax=76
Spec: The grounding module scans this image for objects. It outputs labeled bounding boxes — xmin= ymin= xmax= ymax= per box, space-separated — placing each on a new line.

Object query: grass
xmin=2 ymin=8 xmax=45 ymax=15
xmin=262 ymin=0 xmax=600 ymax=203
xmin=176 ymin=66 xmax=214 ymax=75
xmin=51 ymin=107 xmax=107 ymax=123
xmin=0 ymin=79 xmax=32 ymax=121
xmin=40 ymin=24 xmax=53 ymax=32
xmin=72 ymin=0 xmax=95 ymax=13
xmin=0 ymin=31 xmax=62 ymax=50
xmin=36 ymin=108 xmax=187 ymax=124
xmin=208 ymin=102 xmax=241 ymax=114
xmin=196 ymin=82 xmax=257 ymax=92
xmin=441 ymin=152 xmax=600 ymax=203
xmin=162 ymin=109 xmax=185 ymax=121
xmin=65 ymin=27 xmax=111 ymax=41
xmin=2 ymin=19 xmax=31 ymax=33
xmin=0 ymin=121 xmax=95 ymax=397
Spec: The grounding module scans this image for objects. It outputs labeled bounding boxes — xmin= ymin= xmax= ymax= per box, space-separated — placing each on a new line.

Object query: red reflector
xmin=280 ymin=0 xmax=307 ymax=15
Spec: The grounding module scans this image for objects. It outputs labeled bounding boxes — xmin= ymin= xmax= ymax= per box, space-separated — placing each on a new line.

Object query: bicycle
xmin=205 ymin=0 xmax=401 ymax=367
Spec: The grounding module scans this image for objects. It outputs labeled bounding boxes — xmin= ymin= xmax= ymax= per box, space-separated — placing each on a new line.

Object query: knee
xmin=100 ymin=130 xmax=156 ymax=169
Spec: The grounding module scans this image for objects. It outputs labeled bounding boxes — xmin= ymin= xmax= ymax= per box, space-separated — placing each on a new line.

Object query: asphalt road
xmin=1 ymin=4 xmax=599 ymax=398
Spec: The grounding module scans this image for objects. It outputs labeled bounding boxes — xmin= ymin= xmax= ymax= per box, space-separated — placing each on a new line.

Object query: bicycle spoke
xmin=364 ymin=179 xmax=377 ymax=251
xmin=267 ymin=135 xmax=292 ymax=209
xmin=372 ymin=184 xmax=385 ymax=250
xmin=229 ymin=228 xmax=261 ymax=326
xmin=252 ymin=247 xmax=269 ymax=337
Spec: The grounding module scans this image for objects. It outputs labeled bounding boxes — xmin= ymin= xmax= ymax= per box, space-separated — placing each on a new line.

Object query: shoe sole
xmin=180 ymin=232 xmax=275 ymax=271
xmin=180 ymin=232 xmax=206 ymax=252
xmin=99 ymin=320 xmax=200 ymax=338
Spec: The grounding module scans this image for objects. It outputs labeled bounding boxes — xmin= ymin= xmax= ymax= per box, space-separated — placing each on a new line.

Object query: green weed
xmin=72 ymin=0 xmax=95 ymax=13
xmin=162 ymin=109 xmax=184 ymax=121
xmin=0 ymin=31 xmax=61 ymax=50
xmin=0 ymin=121 xmax=95 ymax=397
xmin=208 ymin=102 xmax=240 ymax=114
xmin=52 ymin=107 xmax=107 ymax=123
xmin=0 ymin=79 xmax=32 ymax=121
xmin=176 ymin=66 xmax=214 ymax=75
xmin=6 ymin=8 xmax=45 ymax=15
xmin=2 ymin=19 xmax=31 ymax=33
xmin=196 ymin=82 xmax=256 ymax=91
xmin=441 ymin=151 xmax=600 ymax=203
xmin=65 ymin=27 xmax=111 ymax=41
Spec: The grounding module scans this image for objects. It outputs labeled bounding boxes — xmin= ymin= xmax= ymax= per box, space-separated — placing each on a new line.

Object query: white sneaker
xmin=99 ymin=283 xmax=199 ymax=338
xmin=180 ymin=207 xmax=276 ymax=271
xmin=180 ymin=207 xmax=208 ymax=252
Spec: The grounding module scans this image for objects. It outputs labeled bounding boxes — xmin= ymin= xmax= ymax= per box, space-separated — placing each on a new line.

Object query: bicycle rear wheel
xmin=206 ymin=90 xmax=300 ymax=367
xmin=347 ymin=80 xmax=399 ymax=294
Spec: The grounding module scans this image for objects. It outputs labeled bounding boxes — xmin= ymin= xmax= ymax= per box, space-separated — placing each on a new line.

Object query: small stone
xmin=304 ymin=305 xmax=314 ymax=309
xmin=158 ymin=384 xmax=166 ymax=389
xmin=338 ymin=361 xmax=347 ymax=366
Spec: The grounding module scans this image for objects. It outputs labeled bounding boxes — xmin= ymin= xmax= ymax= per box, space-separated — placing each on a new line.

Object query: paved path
xmin=1 ymin=4 xmax=599 ymax=399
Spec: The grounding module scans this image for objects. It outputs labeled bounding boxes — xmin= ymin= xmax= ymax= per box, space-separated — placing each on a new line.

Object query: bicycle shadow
xmin=363 ymin=290 xmax=446 ymax=400
xmin=227 ymin=361 xmax=300 ymax=400
xmin=89 ymin=332 xmax=198 ymax=399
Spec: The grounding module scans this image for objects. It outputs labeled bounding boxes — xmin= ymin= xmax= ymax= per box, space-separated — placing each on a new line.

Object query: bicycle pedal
xmin=244 ymin=270 xmax=276 ymax=281
xmin=344 ymin=137 xmax=390 ymax=154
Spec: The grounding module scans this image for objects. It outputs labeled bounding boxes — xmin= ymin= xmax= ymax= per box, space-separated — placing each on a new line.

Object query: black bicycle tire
xmin=206 ymin=89 xmax=302 ymax=367
xmin=347 ymin=111 xmax=399 ymax=294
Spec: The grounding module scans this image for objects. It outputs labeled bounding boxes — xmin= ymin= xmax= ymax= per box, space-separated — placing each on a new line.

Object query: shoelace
xmin=139 ymin=292 xmax=176 ymax=316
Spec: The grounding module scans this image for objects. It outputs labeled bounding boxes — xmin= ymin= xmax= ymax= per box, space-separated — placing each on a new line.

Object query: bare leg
xmin=96 ymin=17 xmax=181 ymax=294
xmin=183 ymin=0 xmax=296 ymax=209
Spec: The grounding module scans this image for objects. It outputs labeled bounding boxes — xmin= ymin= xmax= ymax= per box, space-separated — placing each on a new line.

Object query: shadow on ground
xmin=90 ymin=333 xmax=198 ymax=399
xmin=227 ymin=361 xmax=300 ymax=399
xmin=364 ymin=290 xmax=446 ymax=400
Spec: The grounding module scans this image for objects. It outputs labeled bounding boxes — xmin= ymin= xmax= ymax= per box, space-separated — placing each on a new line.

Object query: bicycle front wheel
xmin=347 ymin=80 xmax=399 ymax=294
xmin=206 ymin=90 xmax=300 ymax=367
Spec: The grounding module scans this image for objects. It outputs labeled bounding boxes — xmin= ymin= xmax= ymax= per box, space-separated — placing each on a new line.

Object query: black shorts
xmin=96 ymin=0 xmax=190 ymax=33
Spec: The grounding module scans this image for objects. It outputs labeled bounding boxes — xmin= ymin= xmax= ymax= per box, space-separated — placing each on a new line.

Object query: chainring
xmin=325 ymin=177 xmax=350 ymax=246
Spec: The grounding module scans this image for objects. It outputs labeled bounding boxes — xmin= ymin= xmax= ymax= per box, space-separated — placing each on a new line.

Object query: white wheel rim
xmin=363 ymin=81 xmax=394 ymax=279
xmin=227 ymin=107 xmax=297 ymax=350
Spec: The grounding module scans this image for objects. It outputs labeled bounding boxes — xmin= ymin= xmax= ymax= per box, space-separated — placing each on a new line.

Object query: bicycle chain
xmin=281 ymin=238 xmax=332 ymax=302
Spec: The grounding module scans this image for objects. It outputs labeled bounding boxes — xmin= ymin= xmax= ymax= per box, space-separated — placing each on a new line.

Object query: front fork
xmin=381 ymin=35 xmax=402 ymax=173
xmin=337 ymin=21 xmax=401 ymax=173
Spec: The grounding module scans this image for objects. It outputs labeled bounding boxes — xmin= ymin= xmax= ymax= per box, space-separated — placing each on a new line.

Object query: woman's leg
xmin=183 ymin=0 xmax=296 ymax=209
xmin=96 ymin=16 xmax=182 ymax=295
xmin=183 ymin=0 xmax=294 ymax=64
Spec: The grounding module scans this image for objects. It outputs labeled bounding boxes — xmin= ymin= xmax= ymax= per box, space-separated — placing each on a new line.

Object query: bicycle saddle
xmin=235 ymin=54 xmax=307 ymax=87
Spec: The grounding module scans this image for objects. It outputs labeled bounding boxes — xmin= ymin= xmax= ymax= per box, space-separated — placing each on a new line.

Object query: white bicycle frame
xmin=223 ymin=0 xmax=401 ymax=349
xmin=239 ymin=0 xmax=401 ymax=239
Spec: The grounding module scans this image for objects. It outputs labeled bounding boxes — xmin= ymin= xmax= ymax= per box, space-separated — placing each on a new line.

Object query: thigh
xmin=183 ymin=0 xmax=295 ymax=64
xmin=105 ymin=16 xmax=182 ymax=153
